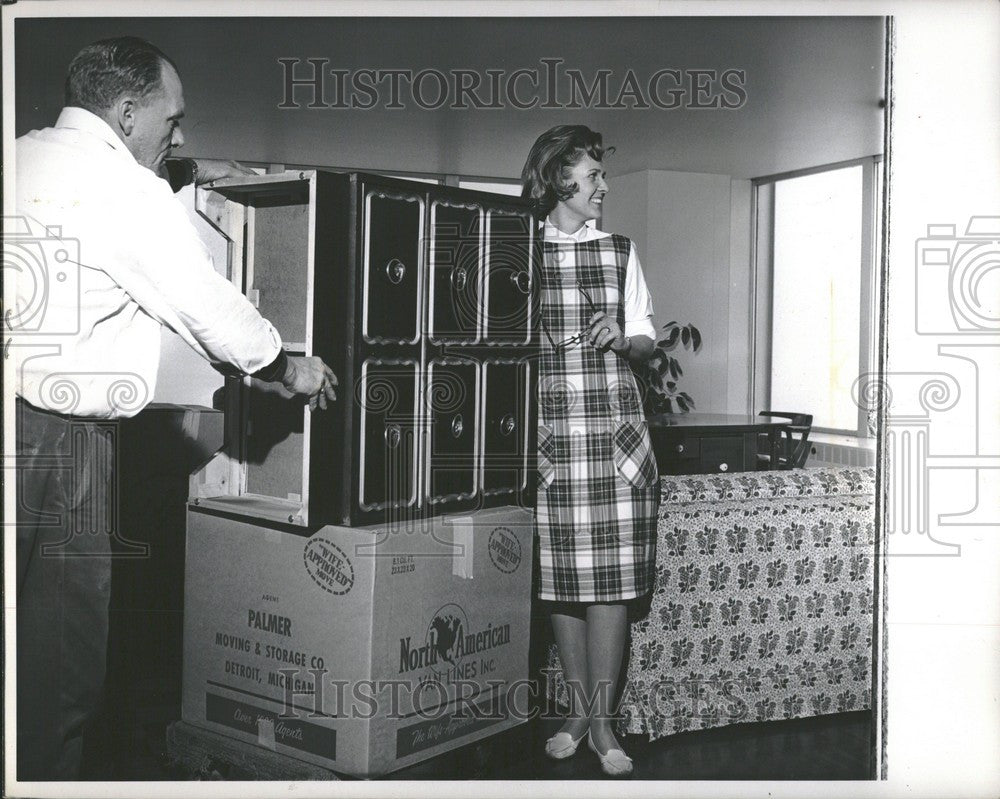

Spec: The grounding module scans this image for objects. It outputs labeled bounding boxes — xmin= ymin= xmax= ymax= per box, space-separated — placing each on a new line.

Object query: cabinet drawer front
xmin=358 ymin=360 xmax=420 ymax=511
xmin=482 ymin=360 xmax=532 ymax=495
xmin=483 ymin=210 xmax=534 ymax=344
xmin=429 ymin=201 xmax=482 ymax=343
xmin=426 ymin=360 xmax=480 ymax=503
xmin=362 ymin=189 xmax=424 ymax=344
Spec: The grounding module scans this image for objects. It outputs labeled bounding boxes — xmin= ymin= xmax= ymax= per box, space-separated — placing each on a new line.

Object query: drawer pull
xmin=385 ymin=258 xmax=406 ymax=285
xmin=451 ymin=266 xmax=468 ymax=292
xmin=719 ymin=462 xmax=729 ymax=472
xmin=676 ymin=444 xmax=685 ymax=454
xmin=500 ymin=414 xmax=516 ymax=437
xmin=510 ymin=271 xmax=531 ymax=294
xmin=451 ymin=414 xmax=465 ymax=439
xmin=385 ymin=424 xmax=402 ymax=449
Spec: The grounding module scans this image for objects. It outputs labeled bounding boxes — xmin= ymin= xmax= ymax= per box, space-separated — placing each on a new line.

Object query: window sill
xmin=809 ymin=431 xmax=876 ymax=449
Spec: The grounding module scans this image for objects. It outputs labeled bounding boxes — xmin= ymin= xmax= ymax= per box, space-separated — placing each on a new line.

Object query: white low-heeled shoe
xmin=544 ymin=729 xmax=587 ymax=760
xmin=587 ymin=730 xmax=633 ymax=776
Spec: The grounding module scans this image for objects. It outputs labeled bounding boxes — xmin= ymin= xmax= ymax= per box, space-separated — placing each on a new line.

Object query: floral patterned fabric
xmin=547 ymin=466 xmax=876 ymax=741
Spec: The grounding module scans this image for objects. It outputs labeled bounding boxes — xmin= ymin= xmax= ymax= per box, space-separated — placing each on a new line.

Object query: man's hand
xmin=193 ymin=158 xmax=258 ymax=186
xmin=281 ymin=356 xmax=338 ymax=411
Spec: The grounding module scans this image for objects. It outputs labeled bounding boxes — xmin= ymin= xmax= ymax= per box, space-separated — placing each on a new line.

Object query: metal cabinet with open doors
xmin=187 ymin=171 xmax=538 ymax=528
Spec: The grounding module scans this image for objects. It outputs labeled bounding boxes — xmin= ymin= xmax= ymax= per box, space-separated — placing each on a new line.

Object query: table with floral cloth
xmin=547 ymin=466 xmax=877 ymax=741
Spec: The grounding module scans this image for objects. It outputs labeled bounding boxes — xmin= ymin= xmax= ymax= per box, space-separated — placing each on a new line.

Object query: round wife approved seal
xmin=487 ymin=526 xmax=522 ymax=574
xmin=303 ymin=537 xmax=354 ymax=595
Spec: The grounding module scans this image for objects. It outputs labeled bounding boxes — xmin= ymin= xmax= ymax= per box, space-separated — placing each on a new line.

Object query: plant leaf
xmin=681 ymin=327 xmax=691 ymax=347
xmin=676 ymin=395 xmax=689 ymax=412
xmin=691 ymin=327 xmax=702 ymax=352
xmin=662 ymin=328 xmax=680 ymax=349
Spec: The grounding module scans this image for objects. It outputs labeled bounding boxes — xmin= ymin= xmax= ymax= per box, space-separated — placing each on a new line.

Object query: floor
xmin=82 ymin=688 xmax=872 ymax=782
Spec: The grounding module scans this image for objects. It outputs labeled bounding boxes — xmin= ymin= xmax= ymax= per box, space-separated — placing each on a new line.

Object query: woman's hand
xmin=587 ymin=311 xmax=629 ymax=353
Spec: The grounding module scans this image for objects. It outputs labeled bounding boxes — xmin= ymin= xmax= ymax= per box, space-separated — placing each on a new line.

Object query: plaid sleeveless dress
xmin=536 ymin=232 xmax=660 ymax=602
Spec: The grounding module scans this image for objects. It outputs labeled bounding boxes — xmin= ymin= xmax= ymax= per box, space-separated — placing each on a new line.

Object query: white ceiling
xmin=15 ymin=16 xmax=886 ymax=180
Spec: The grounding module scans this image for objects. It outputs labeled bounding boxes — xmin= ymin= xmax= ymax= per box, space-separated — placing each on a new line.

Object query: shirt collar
xmin=55 ymin=106 xmax=136 ymax=162
xmin=543 ymin=218 xmax=593 ymax=243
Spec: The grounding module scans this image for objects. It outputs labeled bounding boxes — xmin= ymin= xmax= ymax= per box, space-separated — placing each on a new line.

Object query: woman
xmin=522 ymin=125 xmax=660 ymax=777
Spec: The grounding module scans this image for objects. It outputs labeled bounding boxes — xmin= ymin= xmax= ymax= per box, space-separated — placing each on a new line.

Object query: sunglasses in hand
xmin=548 ymin=282 xmax=600 ymax=350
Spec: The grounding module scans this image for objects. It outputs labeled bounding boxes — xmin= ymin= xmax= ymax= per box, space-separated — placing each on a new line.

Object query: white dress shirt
xmin=12 ymin=107 xmax=282 ymax=418
xmin=542 ymin=219 xmax=656 ymax=340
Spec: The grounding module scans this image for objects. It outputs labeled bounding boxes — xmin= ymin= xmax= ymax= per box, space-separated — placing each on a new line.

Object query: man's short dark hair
xmin=65 ymin=36 xmax=178 ymax=114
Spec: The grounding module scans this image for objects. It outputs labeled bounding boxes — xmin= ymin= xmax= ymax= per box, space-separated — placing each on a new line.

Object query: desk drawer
xmin=700 ymin=436 xmax=744 ymax=473
xmin=651 ymin=431 xmax=700 ymax=474
xmin=651 ymin=430 xmax=747 ymax=475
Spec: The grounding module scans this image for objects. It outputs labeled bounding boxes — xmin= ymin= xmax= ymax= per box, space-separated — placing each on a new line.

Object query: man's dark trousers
xmin=16 ymin=399 xmax=115 ymax=780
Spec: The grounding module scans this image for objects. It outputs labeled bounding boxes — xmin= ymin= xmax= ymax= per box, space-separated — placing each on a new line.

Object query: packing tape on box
xmin=181 ymin=409 xmax=200 ymax=439
xmin=257 ymin=716 xmax=276 ymax=750
xmin=451 ymin=516 xmax=475 ymax=580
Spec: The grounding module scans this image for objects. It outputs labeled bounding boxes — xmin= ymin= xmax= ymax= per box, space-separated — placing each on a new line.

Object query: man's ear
xmin=116 ymin=97 xmax=137 ymax=136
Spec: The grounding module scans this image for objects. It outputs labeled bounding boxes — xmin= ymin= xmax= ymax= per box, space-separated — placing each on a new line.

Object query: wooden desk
xmin=647 ymin=412 xmax=787 ymax=475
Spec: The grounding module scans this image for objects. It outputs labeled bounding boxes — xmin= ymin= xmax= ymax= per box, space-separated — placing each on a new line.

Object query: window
xmin=381 ymin=175 xmax=441 ymax=184
xmin=752 ymin=157 xmax=882 ymax=436
xmin=457 ymin=179 xmax=522 ymax=197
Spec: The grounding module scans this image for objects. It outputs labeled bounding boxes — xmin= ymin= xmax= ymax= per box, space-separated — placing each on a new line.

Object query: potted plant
xmin=636 ymin=321 xmax=702 ymax=415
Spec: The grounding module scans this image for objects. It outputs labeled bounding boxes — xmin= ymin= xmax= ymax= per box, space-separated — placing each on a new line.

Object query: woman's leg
xmin=585 ymin=602 xmax=628 ymax=753
xmin=550 ymin=605 xmax=591 ymax=738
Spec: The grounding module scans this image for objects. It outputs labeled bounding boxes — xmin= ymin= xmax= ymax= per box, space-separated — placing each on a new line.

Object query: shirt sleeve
xmin=103 ymin=172 xmax=282 ymax=374
xmin=623 ymin=242 xmax=656 ymax=340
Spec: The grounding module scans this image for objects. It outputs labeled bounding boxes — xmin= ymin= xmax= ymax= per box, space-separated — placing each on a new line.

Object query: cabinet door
xmin=481 ymin=360 xmax=532 ymax=497
xmin=429 ymin=201 xmax=482 ymax=343
xmin=358 ymin=359 xmax=420 ymax=512
xmin=483 ymin=210 xmax=534 ymax=344
xmin=362 ymin=189 xmax=424 ymax=344
xmin=425 ymin=359 xmax=479 ymax=504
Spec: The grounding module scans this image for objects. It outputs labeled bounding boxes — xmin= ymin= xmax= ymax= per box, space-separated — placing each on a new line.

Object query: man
xmin=10 ymin=36 xmax=337 ymax=780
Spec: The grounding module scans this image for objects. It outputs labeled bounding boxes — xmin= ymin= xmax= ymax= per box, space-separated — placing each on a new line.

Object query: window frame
xmin=750 ymin=155 xmax=883 ymax=438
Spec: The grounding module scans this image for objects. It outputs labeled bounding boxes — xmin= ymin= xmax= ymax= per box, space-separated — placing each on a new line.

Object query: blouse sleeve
xmin=623 ymin=242 xmax=656 ymax=340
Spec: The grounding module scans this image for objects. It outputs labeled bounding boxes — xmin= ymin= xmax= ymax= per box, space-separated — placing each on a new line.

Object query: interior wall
xmin=604 ymin=170 xmax=735 ymax=415
xmin=728 ymin=179 xmax=754 ymax=413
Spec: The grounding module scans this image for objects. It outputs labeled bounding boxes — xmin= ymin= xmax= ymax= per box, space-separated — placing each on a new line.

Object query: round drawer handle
xmin=719 ymin=463 xmax=729 ymax=472
xmin=510 ymin=271 xmax=531 ymax=294
xmin=385 ymin=424 xmax=402 ymax=449
xmin=500 ymin=414 xmax=516 ymax=437
xmin=385 ymin=258 xmax=406 ymax=285
xmin=451 ymin=414 xmax=465 ymax=439
xmin=676 ymin=444 xmax=685 ymax=453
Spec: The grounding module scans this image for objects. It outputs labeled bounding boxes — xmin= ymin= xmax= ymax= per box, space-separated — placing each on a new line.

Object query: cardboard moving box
xmin=182 ymin=505 xmax=534 ymax=777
